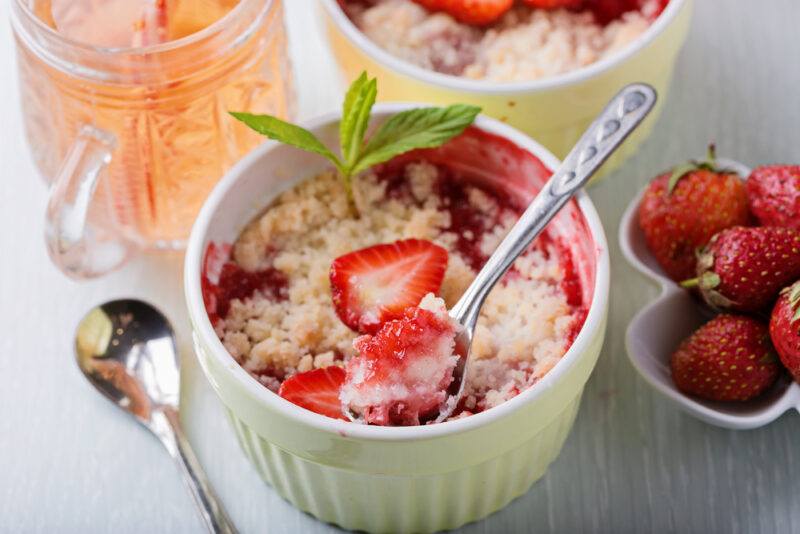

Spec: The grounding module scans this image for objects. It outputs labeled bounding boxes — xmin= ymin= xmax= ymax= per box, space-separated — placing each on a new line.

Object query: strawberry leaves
xmin=230 ymin=71 xmax=481 ymax=211
xmin=667 ymin=144 xmax=717 ymax=194
xmin=785 ymin=281 xmax=800 ymax=324
xmin=666 ymin=144 xmax=739 ymax=194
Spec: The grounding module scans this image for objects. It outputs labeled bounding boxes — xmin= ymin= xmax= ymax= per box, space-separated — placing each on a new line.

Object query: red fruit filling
xmin=201 ymin=242 xmax=287 ymax=325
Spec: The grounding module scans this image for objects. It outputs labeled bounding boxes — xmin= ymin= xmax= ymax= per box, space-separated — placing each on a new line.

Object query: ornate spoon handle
xmin=450 ymin=83 xmax=658 ymax=332
xmin=152 ymin=408 xmax=238 ymax=534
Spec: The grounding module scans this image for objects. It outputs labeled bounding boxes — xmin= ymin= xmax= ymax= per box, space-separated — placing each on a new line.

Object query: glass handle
xmin=45 ymin=125 xmax=133 ymax=279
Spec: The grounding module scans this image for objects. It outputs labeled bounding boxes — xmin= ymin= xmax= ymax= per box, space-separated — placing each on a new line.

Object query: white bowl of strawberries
xmin=620 ymin=150 xmax=800 ymax=429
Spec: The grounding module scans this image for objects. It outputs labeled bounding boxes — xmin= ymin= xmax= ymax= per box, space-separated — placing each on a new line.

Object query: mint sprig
xmin=229 ymin=72 xmax=481 ymax=210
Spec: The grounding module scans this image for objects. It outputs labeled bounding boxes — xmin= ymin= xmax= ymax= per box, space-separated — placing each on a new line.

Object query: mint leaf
xmin=352 ymin=104 xmax=481 ymax=175
xmin=340 ymin=72 xmax=377 ymax=168
xmin=230 ymin=76 xmax=481 ymax=216
xmin=229 ymin=112 xmax=343 ymax=172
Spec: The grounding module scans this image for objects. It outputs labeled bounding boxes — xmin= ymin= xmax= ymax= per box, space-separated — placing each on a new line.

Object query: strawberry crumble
xmin=342 ymin=294 xmax=460 ymax=425
xmin=204 ymin=158 xmax=586 ymax=423
xmin=342 ymin=0 xmax=667 ymax=82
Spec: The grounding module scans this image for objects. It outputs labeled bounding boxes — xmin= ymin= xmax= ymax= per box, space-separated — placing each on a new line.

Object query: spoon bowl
xmin=619 ymin=158 xmax=800 ymax=429
xmin=75 ymin=299 xmax=236 ymax=533
xmin=76 ymin=299 xmax=180 ymax=423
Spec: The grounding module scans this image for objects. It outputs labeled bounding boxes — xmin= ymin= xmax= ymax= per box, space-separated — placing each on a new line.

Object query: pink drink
xmin=12 ymin=0 xmax=293 ymax=276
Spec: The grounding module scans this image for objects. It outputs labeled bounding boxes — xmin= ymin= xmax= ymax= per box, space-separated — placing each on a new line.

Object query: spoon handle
xmin=153 ymin=408 xmax=238 ymax=534
xmin=450 ymin=83 xmax=657 ymax=332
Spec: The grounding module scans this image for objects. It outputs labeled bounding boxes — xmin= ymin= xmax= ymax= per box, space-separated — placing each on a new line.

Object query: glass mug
xmin=11 ymin=0 xmax=294 ymax=278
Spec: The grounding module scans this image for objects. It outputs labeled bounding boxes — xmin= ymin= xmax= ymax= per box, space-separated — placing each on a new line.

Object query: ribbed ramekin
xmin=320 ymin=0 xmax=692 ymax=176
xmin=185 ymin=105 xmax=610 ymax=533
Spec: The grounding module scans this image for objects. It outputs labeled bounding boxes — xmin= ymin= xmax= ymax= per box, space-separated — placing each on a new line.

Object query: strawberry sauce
xmin=202 ymin=242 xmax=287 ymax=325
xmin=373 ymin=158 xmax=519 ymax=272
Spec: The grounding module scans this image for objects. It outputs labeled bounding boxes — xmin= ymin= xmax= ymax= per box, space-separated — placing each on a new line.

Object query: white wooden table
xmin=2 ymin=1 xmax=799 ymax=532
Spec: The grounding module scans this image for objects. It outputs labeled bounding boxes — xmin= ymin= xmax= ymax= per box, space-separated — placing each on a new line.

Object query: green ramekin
xmin=185 ymin=105 xmax=610 ymax=533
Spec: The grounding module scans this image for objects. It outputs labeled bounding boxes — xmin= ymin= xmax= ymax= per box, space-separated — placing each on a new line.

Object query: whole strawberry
xmin=746 ymin=165 xmax=800 ymax=229
xmin=686 ymin=226 xmax=800 ymax=313
xmin=770 ymin=281 xmax=800 ymax=382
xmin=671 ymin=315 xmax=780 ymax=402
xmin=638 ymin=147 xmax=751 ymax=282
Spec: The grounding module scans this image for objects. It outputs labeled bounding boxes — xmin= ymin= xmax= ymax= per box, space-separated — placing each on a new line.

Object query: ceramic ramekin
xmin=184 ymin=104 xmax=610 ymax=533
xmin=320 ymin=0 xmax=692 ymax=176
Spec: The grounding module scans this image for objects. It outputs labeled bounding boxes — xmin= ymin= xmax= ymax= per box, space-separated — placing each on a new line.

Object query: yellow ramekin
xmin=320 ymin=0 xmax=692 ymax=175
xmin=185 ymin=105 xmax=610 ymax=533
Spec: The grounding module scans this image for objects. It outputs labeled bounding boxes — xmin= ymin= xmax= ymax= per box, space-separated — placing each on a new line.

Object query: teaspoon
xmin=439 ymin=83 xmax=658 ymax=421
xmin=75 ymin=299 xmax=237 ymax=533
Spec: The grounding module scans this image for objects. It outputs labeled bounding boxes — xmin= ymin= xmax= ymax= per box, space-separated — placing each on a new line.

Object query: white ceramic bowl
xmin=620 ymin=157 xmax=800 ymax=430
xmin=185 ymin=104 xmax=610 ymax=532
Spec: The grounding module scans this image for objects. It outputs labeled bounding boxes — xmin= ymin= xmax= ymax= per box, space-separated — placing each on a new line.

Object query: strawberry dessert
xmin=341 ymin=0 xmax=668 ymax=82
xmin=204 ymin=158 xmax=585 ymax=424
xmin=208 ymin=75 xmax=588 ymax=425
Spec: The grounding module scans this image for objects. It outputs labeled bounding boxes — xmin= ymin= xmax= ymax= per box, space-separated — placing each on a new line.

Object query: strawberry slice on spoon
xmin=330 ymin=239 xmax=449 ymax=335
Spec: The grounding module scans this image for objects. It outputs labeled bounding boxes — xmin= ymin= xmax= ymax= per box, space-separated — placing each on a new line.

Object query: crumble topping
xmin=216 ymin=160 xmax=580 ymax=413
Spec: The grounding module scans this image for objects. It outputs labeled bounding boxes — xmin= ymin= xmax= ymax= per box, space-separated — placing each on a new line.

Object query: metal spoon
xmin=437 ymin=83 xmax=658 ymax=421
xmin=75 ymin=299 xmax=237 ymax=533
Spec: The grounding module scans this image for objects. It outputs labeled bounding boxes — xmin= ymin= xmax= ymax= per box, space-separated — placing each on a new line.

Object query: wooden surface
xmin=2 ymin=1 xmax=799 ymax=532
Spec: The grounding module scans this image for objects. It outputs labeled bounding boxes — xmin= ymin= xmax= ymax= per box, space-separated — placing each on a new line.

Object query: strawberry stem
xmin=680 ymin=278 xmax=699 ymax=289
xmin=666 ymin=143 xmax=723 ymax=195
xmin=706 ymin=143 xmax=717 ymax=165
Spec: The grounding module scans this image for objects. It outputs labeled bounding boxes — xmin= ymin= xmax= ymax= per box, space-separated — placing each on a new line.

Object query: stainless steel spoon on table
xmin=437 ymin=83 xmax=658 ymax=421
xmin=75 ymin=299 xmax=237 ymax=533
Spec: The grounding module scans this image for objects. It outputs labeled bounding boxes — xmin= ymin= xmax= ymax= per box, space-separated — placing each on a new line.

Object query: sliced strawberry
xmin=330 ymin=239 xmax=449 ymax=334
xmin=523 ymin=0 xmax=584 ymax=9
xmin=278 ymin=366 xmax=347 ymax=420
xmin=413 ymin=0 xmax=514 ymax=26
